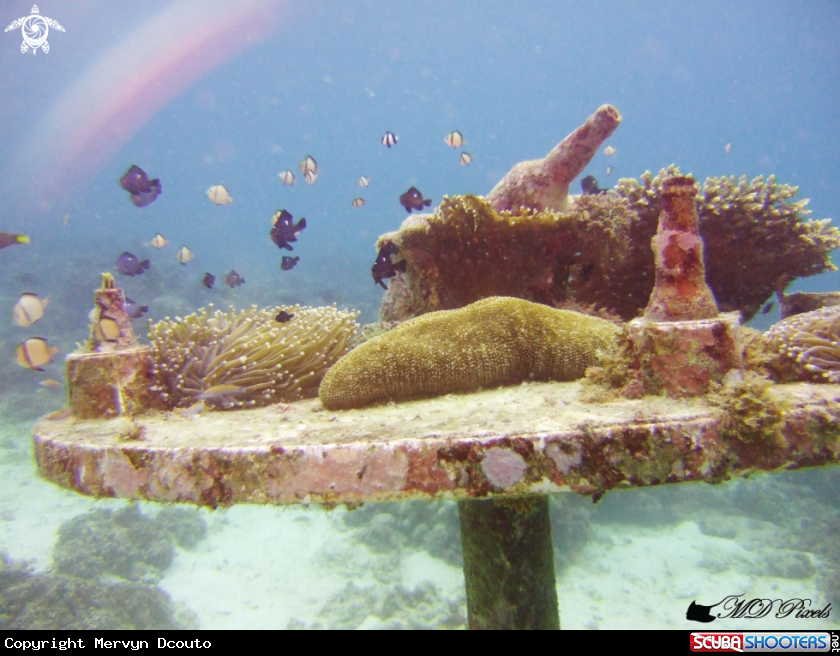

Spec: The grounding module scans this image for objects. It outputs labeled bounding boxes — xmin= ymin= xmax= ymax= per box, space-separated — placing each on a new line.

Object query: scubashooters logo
xmin=4 ymin=5 xmax=64 ymax=55
xmin=687 ymin=594 xmax=831 ymax=622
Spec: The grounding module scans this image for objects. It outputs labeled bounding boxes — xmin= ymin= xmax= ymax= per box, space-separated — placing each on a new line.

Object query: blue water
xmin=0 ymin=0 xmax=838 ymax=630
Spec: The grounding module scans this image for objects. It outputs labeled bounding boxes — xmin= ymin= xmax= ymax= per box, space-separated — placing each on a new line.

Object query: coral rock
xmin=378 ymin=193 xmax=635 ymax=321
xmin=319 ymin=297 xmax=620 ymax=410
xmin=487 ymin=104 xmax=621 ymax=213
xmin=644 ymin=175 xmax=719 ymax=321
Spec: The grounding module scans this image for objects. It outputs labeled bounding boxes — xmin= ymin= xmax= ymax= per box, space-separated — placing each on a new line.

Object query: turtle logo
xmin=5 ymin=5 xmax=64 ymax=55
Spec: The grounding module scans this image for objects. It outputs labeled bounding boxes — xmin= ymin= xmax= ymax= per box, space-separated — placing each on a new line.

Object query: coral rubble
xmin=52 ymin=504 xmax=206 ymax=583
xmin=0 ymin=551 xmax=190 ymax=630
xmin=149 ymin=304 xmax=359 ymax=409
xmin=319 ymin=296 xmax=620 ymax=410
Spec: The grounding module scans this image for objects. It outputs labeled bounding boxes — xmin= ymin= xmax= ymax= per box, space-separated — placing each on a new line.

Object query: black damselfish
xmin=372 ymin=241 xmax=406 ymax=290
xmin=275 ymin=311 xmax=295 ymax=323
xmin=281 ymin=256 xmax=299 ymax=271
xmin=399 ymin=187 xmax=432 ymax=213
xmin=580 ymin=175 xmax=607 ymax=195
xmin=115 ymin=252 xmax=150 ymax=277
xmin=270 ymin=210 xmax=306 ymax=251
xmin=119 ymin=165 xmax=162 ymax=208
xmin=202 ymin=272 xmax=215 ymax=289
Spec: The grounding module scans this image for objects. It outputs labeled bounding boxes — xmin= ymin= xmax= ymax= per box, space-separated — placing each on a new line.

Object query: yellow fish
xmin=279 ymin=170 xmax=295 ymax=186
xmin=151 ymin=233 xmax=168 ymax=249
xmin=207 ymin=185 xmax=234 ymax=205
xmin=198 ymin=384 xmax=244 ymax=400
xmin=39 ymin=378 xmax=63 ymax=389
xmin=177 ymin=246 xmax=193 ymax=265
xmin=13 ymin=293 xmax=49 ymax=327
xmin=299 ymin=155 xmax=318 ymax=175
xmin=15 ymin=338 xmax=59 ymax=371
xmin=94 ymin=318 xmax=120 ymax=342
xmin=603 ymin=145 xmax=616 ymax=157
xmin=459 ymin=152 xmax=473 ymax=166
xmin=444 ymin=131 xmax=465 ymax=148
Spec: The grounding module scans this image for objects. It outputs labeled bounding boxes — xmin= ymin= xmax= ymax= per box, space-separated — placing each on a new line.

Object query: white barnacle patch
xmin=481 ymin=447 xmax=527 ymax=489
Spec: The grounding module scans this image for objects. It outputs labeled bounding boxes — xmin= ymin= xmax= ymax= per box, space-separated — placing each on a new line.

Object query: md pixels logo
xmin=5 ymin=5 xmax=64 ymax=55
xmin=687 ymin=595 xmax=832 ymax=623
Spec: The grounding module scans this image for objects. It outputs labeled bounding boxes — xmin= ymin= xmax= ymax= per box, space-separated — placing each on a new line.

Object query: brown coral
xmin=378 ymin=193 xmax=636 ymax=321
xmin=149 ymin=304 xmax=359 ymax=409
xmin=616 ymin=167 xmax=840 ymax=321
xmin=319 ymin=296 xmax=620 ymax=410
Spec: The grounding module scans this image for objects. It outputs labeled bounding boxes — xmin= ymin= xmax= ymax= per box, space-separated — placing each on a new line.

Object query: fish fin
xmin=17 ymin=235 xmax=30 ymax=244
xmin=423 ymin=199 xmax=432 ymax=207
xmin=141 ymin=260 xmax=150 ymax=269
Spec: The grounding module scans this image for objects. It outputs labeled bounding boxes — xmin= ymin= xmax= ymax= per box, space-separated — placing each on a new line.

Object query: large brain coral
xmin=319 ymin=296 xmax=620 ymax=410
xmin=149 ymin=304 xmax=359 ymax=409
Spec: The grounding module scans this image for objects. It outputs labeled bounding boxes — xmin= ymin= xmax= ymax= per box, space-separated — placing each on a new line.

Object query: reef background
xmin=0 ymin=0 xmax=838 ymax=629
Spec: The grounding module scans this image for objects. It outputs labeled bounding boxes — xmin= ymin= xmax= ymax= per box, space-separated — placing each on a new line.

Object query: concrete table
xmin=33 ymin=380 xmax=840 ymax=629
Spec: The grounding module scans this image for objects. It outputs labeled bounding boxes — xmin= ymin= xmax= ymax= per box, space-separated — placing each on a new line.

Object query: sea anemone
xmin=149 ymin=304 xmax=360 ymax=409
xmin=766 ymin=305 xmax=840 ymax=383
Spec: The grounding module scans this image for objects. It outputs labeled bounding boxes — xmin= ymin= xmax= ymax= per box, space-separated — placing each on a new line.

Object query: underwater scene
xmin=0 ymin=0 xmax=839 ymax=631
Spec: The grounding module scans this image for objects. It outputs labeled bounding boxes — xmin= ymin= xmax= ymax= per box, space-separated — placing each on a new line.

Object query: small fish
xmin=304 ymin=169 xmax=318 ymax=185
xmin=352 ymin=198 xmax=366 ymax=208
xmin=299 ymin=155 xmax=318 ymax=175
xmin=15 ymin=338 xmax=59 ymax=371
xmin=603 ymin=145 xmax=616 ymax=157
xmin=177 ymin=246 xmax=193 ymax=265
xmin=459 ymin=152 xmax=473 ymax=166
xmin=45 ymin=407 xmax=72 ymax=421
xmin=125 ymin=298 xmax=149 ymax=320
xmin=275 ymin=310 xmax=295 ymax=323
xmin=62 ymin=213 xmax=71 ymax=227
xmin=119 ymin=165 xmax=161 ymax=208
xmin=207 ymin=185 xmax=234 ymax=205
xmin=381 ymin=131 xmax=398 ymax=148
xmin=281 ymin=256 xmax=299 ymax=271
xmin=270 ymin=210 xmax=306 ymax=251
xmin=761 ymin=301 xmax=775 ymax=315
xmin=358 ymin=175 xmax=370 ymax=188
xmin=444 ymin=131 xmax=465 ymax=148
xmin=581 ymin=175 xmax=607 ymax=195
xmin=13 ymin=293 xmax=49 ymax=327
xmin=176 ymin=400 xmax=205 ymax=418
xmin=606 ymin=166 xmax=613 ymax=176
xmin=198 ymin=384 xmax=245 ymax=401
xmin=0 ymin=232 xmax=29 ymax=250
xmin=151 ymin=233 xmax=168 ymax=249
xmin=279 ymin=170 xmax=295 ymax=186
xmin=202 ymin=272 xmax=215 ymax=289
xmin=399 ymin=187 xmax=432 ymax=213
xmin=39 ymin=379 xmax=63 ymax=389
xmin=372 ymin=241 xmax=407 ymax=290
xmin=725 ymin=142 xmax=732 ymax=155
xmin=94 ymin=318 xmax=121 ymax=342
xmin=115 ymin=251 xmax=150 ymax=276
xmin=224 ymin=270 xmax=245 ymax=288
